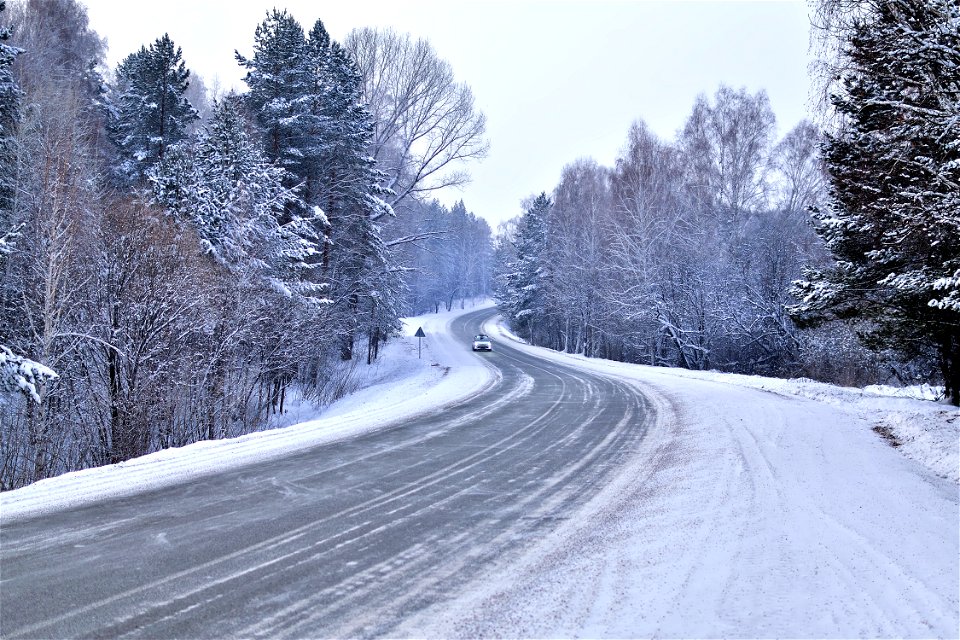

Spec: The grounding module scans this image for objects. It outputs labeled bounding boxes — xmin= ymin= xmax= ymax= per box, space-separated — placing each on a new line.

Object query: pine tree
xmin=109 ymin=33 xmax=198 ymax=184
xmin=499 ymin=193 xmax=552 ymax=341
xmin=236 ymin=10 xmax=314 ymax=190
xmin=239 ymin=13 xmax=398 ymax=361
xmin=791 ymin=0 xmax=960 ymax=404
xmin=151 ymin=97 xmax=325 ymax=302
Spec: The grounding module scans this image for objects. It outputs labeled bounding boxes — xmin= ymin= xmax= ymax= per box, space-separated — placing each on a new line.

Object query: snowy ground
xmin=392 ymin=317 xmax=959 ymax=638
xmin=1 ymin=300 xmax=497 ymax=521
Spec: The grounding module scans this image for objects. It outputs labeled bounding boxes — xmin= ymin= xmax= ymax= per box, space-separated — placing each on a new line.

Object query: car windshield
xmin=474 ymin=335 xmax=488 ymax=341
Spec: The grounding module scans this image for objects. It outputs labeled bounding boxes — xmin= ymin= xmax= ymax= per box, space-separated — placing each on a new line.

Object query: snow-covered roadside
xmin=0 ymin=301 xmax=496 ymax=522
xmin=489 ymin=319 xmax=959 ymax=483
xmin=395 ymin=316 xmax=959 ymax=638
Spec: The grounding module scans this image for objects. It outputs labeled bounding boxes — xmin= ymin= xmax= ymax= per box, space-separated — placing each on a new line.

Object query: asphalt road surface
xmin=1 ymin=308 xmax=653 ymax=638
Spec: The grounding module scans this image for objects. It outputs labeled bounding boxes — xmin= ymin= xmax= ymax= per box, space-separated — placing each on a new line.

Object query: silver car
xmin=472 ymin=334 xmax=493 ymax=352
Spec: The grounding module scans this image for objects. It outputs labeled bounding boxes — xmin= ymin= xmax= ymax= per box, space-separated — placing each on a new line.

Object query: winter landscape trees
xmin=791 ymin=0 xmax=960 ymax=404
xmin=497 ymin=0 xmax=959 ymax=405
xmin=0 ymin=2 xmax=491 ymax=488
xmin=498 ymin=87 xmax=826 ymax=376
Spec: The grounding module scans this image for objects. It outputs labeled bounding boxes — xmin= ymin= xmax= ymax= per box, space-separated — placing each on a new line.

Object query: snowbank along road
xmin=0 ymin=307 xmax=656 ymax=638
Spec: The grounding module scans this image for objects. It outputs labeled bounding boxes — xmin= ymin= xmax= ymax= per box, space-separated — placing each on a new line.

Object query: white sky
xmin=81 ymin=0 xmax=815 ymax=228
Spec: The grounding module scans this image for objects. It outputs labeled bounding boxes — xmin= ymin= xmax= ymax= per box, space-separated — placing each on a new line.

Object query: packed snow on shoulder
xmin=494 ymin=319 xmax=959 ymax=483
xmin=1 ymin=300 xmax=496 ymax=521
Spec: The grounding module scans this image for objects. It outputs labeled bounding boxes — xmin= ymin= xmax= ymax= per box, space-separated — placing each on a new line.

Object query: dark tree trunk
xmin=940 ymin=329 xmax=960 ymax=407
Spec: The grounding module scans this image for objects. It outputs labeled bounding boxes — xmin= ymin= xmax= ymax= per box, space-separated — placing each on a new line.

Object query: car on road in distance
xmin=472 ymin=334 xmax=493 ymax=352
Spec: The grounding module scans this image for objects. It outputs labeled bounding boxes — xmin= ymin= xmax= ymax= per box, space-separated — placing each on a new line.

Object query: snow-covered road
xmin=397 ymin=317 xmax=959 ymax=638
xmin=1 ymin=305 xmax=654 ymax=638
xmin=2 ymin=303 xmax=957 ymax=638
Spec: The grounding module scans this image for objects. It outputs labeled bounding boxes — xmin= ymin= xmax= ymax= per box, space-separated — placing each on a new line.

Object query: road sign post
xmin=415 ymin=326 xmax=426 ymax=359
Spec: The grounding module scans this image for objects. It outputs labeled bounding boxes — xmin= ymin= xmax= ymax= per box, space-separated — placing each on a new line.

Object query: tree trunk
xmin=940 ymin=329 xmax=960 ymax=407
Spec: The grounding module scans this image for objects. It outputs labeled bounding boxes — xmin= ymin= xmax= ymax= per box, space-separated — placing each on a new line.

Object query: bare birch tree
xmin=344 ymin=27 xmax=488 ymax=208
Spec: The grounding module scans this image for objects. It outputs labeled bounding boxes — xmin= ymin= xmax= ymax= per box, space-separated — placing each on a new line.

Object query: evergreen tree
xmin=151 ymin=97 xmax=324 ymax=302
xmin=499 ymin=193 xmax=552 ymax=341
xmin=239 ymin=13 xmax=398 ymax=361
xmin=236 ymin=10 xmax=314 ymax=192
xmin=791 ymin=0 xmax=960 ymax=404
xmin=109 ymin=33 xmax=198 ymax=184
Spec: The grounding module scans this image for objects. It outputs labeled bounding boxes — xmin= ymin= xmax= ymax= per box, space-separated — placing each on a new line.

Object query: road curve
xmin=0 ymin=308 xmax=654 ymax=639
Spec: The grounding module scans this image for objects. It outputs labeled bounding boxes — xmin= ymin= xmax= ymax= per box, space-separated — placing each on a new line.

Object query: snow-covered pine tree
xmin=152 ymin=96 xmax=325 ymax=302
xmin=309 ymin=22 xmax=398 ymax=361
xmin=791 ymin=0 xmax=960 ymax=404
xmin=499 ymin=193 xmax=552 ymax=342
xmin=239 ymin=12 xmax=399 ymax=361
xmin=109 ymin=33 xmax=198 ymax=185
xmin=236 ymin=10 xmax=314 ymax=192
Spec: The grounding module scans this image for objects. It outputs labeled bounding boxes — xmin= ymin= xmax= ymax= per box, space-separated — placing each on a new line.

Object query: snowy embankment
xmin=490 ymin=322 xmax=958 ymax=483
xmin=394 ymin=317 xmax=959 ymax=638
xmin=0 ymin=300 xmax=496 ymax=521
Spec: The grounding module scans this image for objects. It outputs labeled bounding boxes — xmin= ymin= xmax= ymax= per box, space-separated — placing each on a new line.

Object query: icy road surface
xmin=0 ymin=307 xmax=654 ymax=638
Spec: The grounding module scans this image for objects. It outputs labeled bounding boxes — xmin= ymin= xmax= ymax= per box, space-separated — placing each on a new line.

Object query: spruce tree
xmin=309 ymin=22 xmax=397 ymax=360
xmin=499 ymin=193 xmax=552 ymax=341
xmin=239 ymin=13 xmax=398 ymax=361
xmin=791 ymin=0 xmax=960 ymax=404
xmin=109 ymin=33 xmax=198 ymax=184
xmin=151 ymin=97 xmax=324 ymax=302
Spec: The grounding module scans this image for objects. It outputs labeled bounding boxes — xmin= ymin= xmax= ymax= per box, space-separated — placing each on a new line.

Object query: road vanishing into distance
xmin=1 ymin=308 xmax=653 ymax=638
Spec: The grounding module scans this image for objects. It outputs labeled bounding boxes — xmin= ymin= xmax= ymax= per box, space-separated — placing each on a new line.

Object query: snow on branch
xmin=0 ymin=345 xmax=58 ymax=404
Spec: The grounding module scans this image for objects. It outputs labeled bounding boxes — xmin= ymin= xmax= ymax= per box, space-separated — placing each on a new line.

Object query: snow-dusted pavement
xmin=1 ymin=305 xmax=653 ymax=638
xmin=397 ymin=318 xmax=959 ymax=638
xmin=2 ymin=304 xmax=957 ymax=638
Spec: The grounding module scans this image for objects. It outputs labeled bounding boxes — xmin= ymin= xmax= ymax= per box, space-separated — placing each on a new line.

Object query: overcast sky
xmin=81 ymin=0 xmax=815 ymax=228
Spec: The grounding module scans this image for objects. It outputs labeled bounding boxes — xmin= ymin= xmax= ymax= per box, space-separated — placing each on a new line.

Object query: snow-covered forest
xmin=1 ymin=0 xmax=957 ymax=491
xmin=0 ymin=2 xmax=492 ymax=489
xmin=497 ymin=0 xmax=959 ymax=405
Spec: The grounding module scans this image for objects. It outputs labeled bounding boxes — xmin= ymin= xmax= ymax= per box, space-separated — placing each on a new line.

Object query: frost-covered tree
xmin=0 ymin=345 xmax=57 ymax=403
xmin=791 ymin=0 xmax=960 ymax=404
xmin=236 ymin=10 xmax=314 ymax=193
xmin=680 ymin=85 xmax=777 ymax=218
xmin=499 ymin=193 xmax=552 ymax=342
xmin=152 ymin=96 xmax=324 ymax=302
xmin=308 ymin=20 xmax=398 ymax=361
xmin=109 ymin=33 xmax=198 ymax=184
xmin=771 ymin=119 xmax=827 ymax=214
xmin=238 ymin=13 xmax=399 ymax=362
xmin=546 ymin=160 xmax=614 ymax=356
